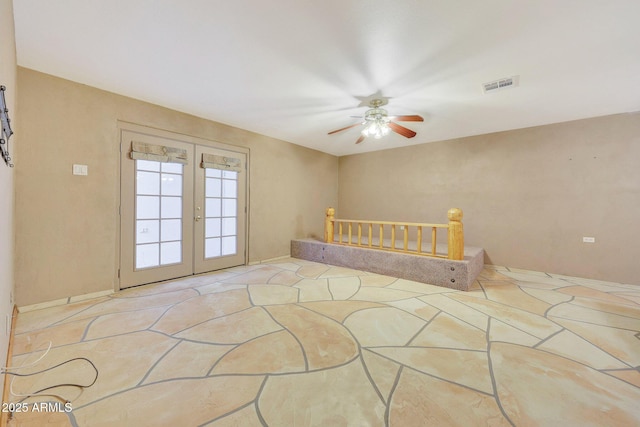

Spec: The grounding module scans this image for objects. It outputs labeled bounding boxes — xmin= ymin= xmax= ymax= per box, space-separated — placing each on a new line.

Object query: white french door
xmin=119 ymin=126 xmax=248 ymax=289
xmin=193 ymin=145 xmax=247 ymax=274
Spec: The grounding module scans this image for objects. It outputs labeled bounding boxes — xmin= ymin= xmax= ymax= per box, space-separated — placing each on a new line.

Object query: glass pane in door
xmin=204 ymin=168 xmax=238 ymax=258
xmin=135 ymin=160 xmax=184 ymax=269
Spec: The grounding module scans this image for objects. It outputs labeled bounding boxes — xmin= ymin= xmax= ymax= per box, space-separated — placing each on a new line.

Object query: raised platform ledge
xmin=291 ymin=238 xmax=484 ymax=291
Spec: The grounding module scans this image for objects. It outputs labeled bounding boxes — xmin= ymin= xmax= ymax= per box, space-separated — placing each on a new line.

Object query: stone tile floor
xmin=5 ymin=258 xmax=640 ymax=426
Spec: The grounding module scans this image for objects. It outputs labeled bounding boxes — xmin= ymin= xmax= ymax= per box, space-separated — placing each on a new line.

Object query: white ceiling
xmin=13 ymin=0 xmax=640 ymax=156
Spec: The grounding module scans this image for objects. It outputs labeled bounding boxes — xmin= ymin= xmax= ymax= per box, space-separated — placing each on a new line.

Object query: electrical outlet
xmin=399 ymin=225 xmax=405 ymax=231
xmin=73 ymin=164 xmax=88 ymax=176
xmin=582 ymin=237 xmax=595 ymax=243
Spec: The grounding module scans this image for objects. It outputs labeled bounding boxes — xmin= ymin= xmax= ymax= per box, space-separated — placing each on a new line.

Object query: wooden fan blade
xmin=388 ymin=122 xmax=417 ymax=138
xmin=328 ymin=122 xmax=362 ymax=135
xmin=355 ymin=135 xmax=365 ymax=144
xmin=390 ymin=115 xmax=424 ymax=122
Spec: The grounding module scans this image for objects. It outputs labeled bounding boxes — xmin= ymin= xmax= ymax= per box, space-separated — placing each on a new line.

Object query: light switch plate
xmin=582 ymin=237 xmax=595 ymax=243
xmin=73 ymin=164 xmax=88 ymax=176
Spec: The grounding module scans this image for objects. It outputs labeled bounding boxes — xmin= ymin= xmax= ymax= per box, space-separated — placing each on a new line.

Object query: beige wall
xmin=1 ymin=0 xmax=16 ymax=367
xmin=339 ymin=113 xmax=640 ymax=284
xmin=13 ymin=68 xmax=638 ymax=308
xmin=16 ymin=68 xmax=338 ymax=306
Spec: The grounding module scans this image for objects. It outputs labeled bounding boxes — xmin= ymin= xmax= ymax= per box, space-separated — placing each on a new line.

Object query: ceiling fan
xmin=328 ymin=99 xmax=424 ymax=144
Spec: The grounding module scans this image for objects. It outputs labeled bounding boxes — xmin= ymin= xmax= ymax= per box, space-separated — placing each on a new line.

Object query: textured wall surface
xmin=339 ymin=113 xmax=640 ymax=284
xmin=13 ymin=70 xmax=640 ymax=307
xmin=15 ymin=68 xmax=338 ymax=305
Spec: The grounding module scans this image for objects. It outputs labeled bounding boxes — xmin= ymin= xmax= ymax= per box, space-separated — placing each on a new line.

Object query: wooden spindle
xmin=357 ymin=223 xmax=362 ymax=246
xmin=379 ymin=224 xmax=384 ymax=248
xmin=447 ymin=208 xmax=464 ymax=260
xmin=348 ymin=222 xmax=353 ymax=245
xmin=431 ymin=227 xmax=437 ymax=255
xmin=339 ymin=222 xmax=343 ymax=244
xmin=403 ymin=225 xmax=409 ymax=251
xmin=417 ymin=226 xmax=422 ymax=254
xmin=368 ymin=223 xmax=373 ymax=247
xmin=391 ymin=225 xmax=396 ymax=250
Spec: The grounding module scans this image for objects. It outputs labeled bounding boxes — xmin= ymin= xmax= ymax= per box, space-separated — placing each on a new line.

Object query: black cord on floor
xmin=4 ymin=356 xmax=99 ymax=417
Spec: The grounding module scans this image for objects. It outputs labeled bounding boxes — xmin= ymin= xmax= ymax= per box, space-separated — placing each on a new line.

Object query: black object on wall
xmin=1 ymin=85 xmax=14 ymax=167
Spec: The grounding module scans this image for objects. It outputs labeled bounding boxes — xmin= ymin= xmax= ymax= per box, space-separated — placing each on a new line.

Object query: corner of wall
xmin=1 ymin=0 xmax=18 ymax=401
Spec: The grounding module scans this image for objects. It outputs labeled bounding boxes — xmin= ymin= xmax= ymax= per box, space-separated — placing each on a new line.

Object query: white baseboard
xmin=19 ymin=289 xmax=114 ymax=313
xmin=248 ymin=254 xmax=291 ymax=265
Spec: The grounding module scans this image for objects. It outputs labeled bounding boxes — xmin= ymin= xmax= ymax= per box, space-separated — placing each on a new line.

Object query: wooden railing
xmin=324 ymin=207 xmax=464 ymax=260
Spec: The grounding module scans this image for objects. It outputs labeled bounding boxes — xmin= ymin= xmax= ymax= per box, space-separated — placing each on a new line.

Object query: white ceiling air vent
xmin=482 ymin=75 xmax=520 ymax=94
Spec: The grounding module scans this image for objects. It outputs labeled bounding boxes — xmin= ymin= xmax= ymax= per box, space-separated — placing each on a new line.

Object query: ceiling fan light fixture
xmin=327 ymin=98 xmax=422 ymax=144
xmin=361 ymin=120 xmax=390 ymax=139
xmin=361 ymin=105 xmax=391 ymax=139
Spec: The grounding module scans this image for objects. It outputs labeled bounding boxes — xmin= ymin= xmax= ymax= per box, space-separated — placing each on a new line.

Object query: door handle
xmin=195 ymin=215 xmax=202 ymax=222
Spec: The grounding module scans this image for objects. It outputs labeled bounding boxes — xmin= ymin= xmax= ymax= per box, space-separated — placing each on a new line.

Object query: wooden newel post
xmin=447 ymin=208 xmax=464 ymax=260
xmin=325 ymin=207 xmax=335 ymax=243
